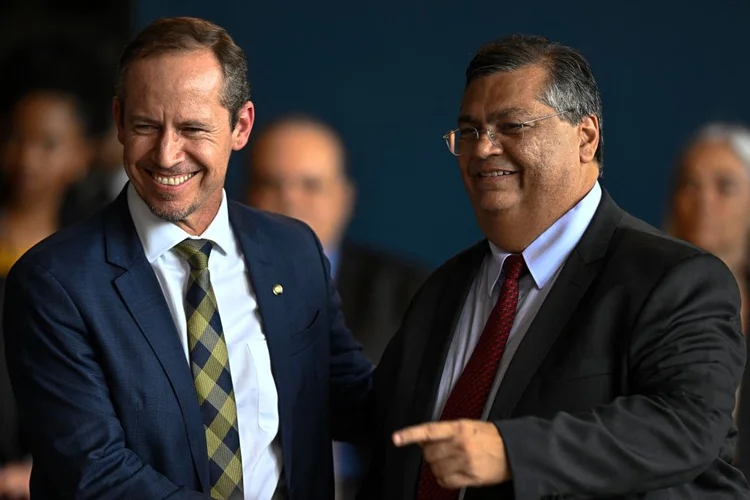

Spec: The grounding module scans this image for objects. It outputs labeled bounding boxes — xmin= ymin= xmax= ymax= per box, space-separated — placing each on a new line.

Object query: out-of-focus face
xmin=672 ymin=139 xmax=750 ymax=258
xmin=1 ymin=91 xmax=92 ymax=201
xmin=247 ymin=123 xmax=354 ymax=249
xmin=114 ymin=49 xmax=253 ymax=235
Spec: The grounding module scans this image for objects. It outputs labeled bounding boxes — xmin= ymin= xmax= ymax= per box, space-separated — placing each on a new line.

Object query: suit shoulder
xmin=613 ymin=213 xmax=708 ymax=266
xmin=230 ymin=201 xmax=311 ymax=234
xmin=603 ymin=212 xmax=736 ymax=298
xmin=342 ymin=242 xmax=430 ymax=281
xmin=10 ymin=213 xmax=105 ymax=279
xmin=228 ymin=201 xmax=321 ymax=253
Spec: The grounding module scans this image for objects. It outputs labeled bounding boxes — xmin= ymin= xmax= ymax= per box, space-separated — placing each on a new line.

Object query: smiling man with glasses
xmin=359 ymin=34 xmax=748 ymax=499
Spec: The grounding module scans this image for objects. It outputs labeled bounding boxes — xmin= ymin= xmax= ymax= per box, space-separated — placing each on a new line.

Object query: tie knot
xmin=503 ymin=254 xmax=526 ymax=281
xmin=174 ymin=238 xmax=213 ymax=271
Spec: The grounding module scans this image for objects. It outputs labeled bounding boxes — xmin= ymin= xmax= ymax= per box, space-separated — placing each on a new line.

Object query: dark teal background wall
xmin=134 ymin=1 xmax=750 ymax=268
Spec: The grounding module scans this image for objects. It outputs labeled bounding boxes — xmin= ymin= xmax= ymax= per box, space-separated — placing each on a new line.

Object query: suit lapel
xmin=104 ymin=191 xmax=209 ymax=490
xmin=402 ymin=242 xmax=487 ymax=495
xmin=487 ymin=191 xmax=624 ymax=419
xmin=227 ymin=203 xmax=296 ymax=485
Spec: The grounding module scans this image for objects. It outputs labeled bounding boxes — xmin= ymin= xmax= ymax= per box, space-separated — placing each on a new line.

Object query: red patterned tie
xmin=417 ymin=254 xmax=527 ymax=500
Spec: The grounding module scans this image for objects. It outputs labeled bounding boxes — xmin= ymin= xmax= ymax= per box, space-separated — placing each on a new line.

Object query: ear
xmin=231 ymin=101 xmax=255 ymax=151
xmin=113 ymin=97 xmax=125 ymax=145
xmin=578 ymin=114 xmax=599 ymax=164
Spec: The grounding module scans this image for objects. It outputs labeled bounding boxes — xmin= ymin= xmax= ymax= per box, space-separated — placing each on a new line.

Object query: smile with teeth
xmin=478 ymin=171 xmax=515 ymax=178
xmin=151 ymin=172 xmax=196 ymax=186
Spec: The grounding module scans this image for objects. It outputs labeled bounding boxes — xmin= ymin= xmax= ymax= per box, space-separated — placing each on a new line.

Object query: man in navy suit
xmin=3 ymin=17 xmax=373 ymax=500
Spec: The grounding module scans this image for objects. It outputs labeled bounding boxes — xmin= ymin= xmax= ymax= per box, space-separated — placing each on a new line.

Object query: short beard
xmin=147 ymin=200 xmax=200 ymax=223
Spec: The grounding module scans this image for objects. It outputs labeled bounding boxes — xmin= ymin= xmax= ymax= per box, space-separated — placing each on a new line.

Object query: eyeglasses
xmin=442 ymin=110 xmax=570 ymax=156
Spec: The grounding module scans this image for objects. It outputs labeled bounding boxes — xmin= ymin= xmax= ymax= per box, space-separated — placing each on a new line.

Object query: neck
xmin=480 ymin=180 xmax=597 ymax=253
xmin=175 ymin=190 xmax=223 ymax=236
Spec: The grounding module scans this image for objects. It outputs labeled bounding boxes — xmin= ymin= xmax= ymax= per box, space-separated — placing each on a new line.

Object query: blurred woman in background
xmin=666 ymin=122 xmax=750 ymax=480
xmin=0 ymin=39 xmax=110 ymax=499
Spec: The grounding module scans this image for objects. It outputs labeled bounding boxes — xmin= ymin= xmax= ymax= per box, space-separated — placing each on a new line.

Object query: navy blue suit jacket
xmin=3 ymin=189 xmax=373 ymax=499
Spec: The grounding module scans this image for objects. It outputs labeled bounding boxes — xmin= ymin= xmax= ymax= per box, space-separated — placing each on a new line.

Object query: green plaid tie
xmin=174 ymin=239 xmax=243 ymax=500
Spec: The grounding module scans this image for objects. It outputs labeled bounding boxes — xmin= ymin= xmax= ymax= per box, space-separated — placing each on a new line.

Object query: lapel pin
xmin=272 ymin=284 xmax=283 ymax=296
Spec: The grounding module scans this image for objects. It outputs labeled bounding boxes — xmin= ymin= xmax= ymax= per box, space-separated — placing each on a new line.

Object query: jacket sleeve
xmin=496 ymin=253 xmax=745 ymax=498
xmin=3 ymin=261 xmax=207 ymax=500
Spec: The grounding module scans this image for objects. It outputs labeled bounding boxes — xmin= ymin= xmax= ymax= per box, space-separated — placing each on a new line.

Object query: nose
xmin=278 ymin=184 xmax=308 ymax=216
xmin=153 ymin=129 xmax=185 ymax=168
xmin=693 ymin=188 xmax=717 ymax=213
xmin=474 ymin=130 xmax=504 ymax=158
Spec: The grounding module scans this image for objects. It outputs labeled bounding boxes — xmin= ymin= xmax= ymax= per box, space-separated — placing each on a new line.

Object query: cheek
xmin=727 ymin=195 xmax=750 ymax=221
xmin=514 ymin=136 xmax=550 ymax=168
xmin=457 ymin=159 xmax=472 ymax=181
xmin=673 ymin=192 xmax=694 ymax=214
xmin=123 ymin=136 xmax=153 ymax=162
xmin=45 ymin=146 xmax=80 ymax=177
xmin=315 ymin=198 xmax=340 ymax=219
xmin=189 ymin=141 xmax=228 ymax=174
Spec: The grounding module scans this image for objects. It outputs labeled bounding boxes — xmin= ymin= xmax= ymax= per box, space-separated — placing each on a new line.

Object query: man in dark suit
xmin=3 ymin=17 xmax=372 ymax=500
xmin=245 ymin=115 xmax=429 ymax=499
xmin=361 ymin=34 xmax=748 ymax=499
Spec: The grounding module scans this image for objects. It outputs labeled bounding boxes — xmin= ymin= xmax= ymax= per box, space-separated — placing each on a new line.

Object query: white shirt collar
xmin=487 ymin=181 xmax=602 ymax=295
xmin=127 ymin=183 xmax=234 ymax=263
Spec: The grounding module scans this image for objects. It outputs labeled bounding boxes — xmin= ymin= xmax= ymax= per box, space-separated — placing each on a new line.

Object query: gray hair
xmin=465 ymin=34 xmax=603 ymax=172
xmin=686 ymin=123 xmax=750 ymax=173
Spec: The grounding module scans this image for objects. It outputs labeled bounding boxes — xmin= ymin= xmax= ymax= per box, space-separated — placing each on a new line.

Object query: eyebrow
xmin=129 ymin=115 xmax=212 ymax=129
xmin=458 ymin=107 xmax=530 ymax=125
xmin=129 ymin=114 xmax=159 ymax=124
xmin=178 ymin=120 xmax=212 ymax=129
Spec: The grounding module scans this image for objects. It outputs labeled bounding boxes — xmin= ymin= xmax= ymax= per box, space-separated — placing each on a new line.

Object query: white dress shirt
xmin=128 ymin=184 xmax=284 ymax=500
xmin=433 ymin=182 xmax=603 ymax=420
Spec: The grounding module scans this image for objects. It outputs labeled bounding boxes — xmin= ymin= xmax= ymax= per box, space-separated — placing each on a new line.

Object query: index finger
xmin=392 ymin=421 xmax=459 ymax=447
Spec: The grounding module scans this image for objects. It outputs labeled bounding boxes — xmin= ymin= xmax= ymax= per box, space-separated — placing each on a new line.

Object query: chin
xmin=474 ymin=192 xmax=520 ymax=213
xmin=146 ymin=199 xmax=196 ymax=223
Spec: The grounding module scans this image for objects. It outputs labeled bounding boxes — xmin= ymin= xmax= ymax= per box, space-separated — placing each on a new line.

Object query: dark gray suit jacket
xmin=735 ymin=338 xmax=750 ymax=479
xmin=362 ymin=191 xmax=748 ymax=499
xmin=337 ymin=243 xmax=429 ymax=364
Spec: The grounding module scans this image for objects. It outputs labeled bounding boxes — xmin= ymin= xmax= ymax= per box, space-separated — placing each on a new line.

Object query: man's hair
xmin=115 ymin=17 xmax=249 ymax=128
xmin=466 ymin=34 xmax=604 ymax=170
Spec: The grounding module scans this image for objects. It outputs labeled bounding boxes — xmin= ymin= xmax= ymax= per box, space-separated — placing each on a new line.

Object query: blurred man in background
xmin=246 ymin=115 xmax=428 ymax=499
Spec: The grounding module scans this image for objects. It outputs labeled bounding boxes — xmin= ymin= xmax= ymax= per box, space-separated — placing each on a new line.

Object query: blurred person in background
xmin=91 ymin=123 xmax=128 ymax=200
xmin=0 ymin=41 xmax=108 ymax=276
xmin=0 ymin=39 xmax=108 ymax=500
xmin=246 ymin=115 xmax=428 ymax=499
xmin=666 ymin=122 xmax=750 ymax=480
